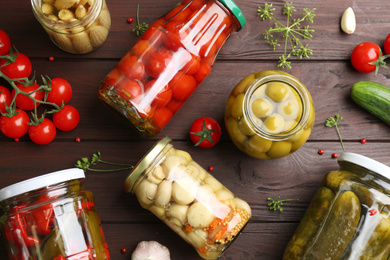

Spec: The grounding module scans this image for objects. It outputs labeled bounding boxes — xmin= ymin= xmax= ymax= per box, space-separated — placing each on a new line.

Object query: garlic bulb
xmin=131 ymin=241 xmax=171 ymax=260
xmin=341 ymin=7 xmax=356 ymax=34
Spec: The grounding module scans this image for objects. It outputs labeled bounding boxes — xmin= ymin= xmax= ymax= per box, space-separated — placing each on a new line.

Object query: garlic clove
xmin=131 ymin=241 xmax=171 ymax=260
xmin=341 ymin=7 xmax=356 ymax=34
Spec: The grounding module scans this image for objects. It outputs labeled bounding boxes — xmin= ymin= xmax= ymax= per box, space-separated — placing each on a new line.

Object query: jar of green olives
xmin=283 ymin=153 xmax=390 ymax=259
xmin=225 ymin=70 xmax=315 ymax=159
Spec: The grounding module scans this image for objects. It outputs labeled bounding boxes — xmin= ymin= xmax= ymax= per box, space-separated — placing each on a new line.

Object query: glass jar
xmin=283 ymin=153 xmax=390 ymax=259
xmin=124 ymin=137 xmax=252 ymax=259
xmin=31 ymin=0 xmax=111 ymax=54
xmin=98 ymin=0 xmax=246 ymax=137
xmin=0 ymin=168 xmax=110 ymax=260
xmin=225 ymin=70 xmax=315 ymax=159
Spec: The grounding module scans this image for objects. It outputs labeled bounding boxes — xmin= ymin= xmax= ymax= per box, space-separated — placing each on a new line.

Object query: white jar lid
xmin=338 ymin=152 xmax=390 ymax=180
xmin=0 ymin=168 xmax=85 ymax=202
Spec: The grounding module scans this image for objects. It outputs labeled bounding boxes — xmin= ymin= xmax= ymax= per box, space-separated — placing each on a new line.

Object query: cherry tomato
xmin=152 ymin=107 xmax=173 ymax=129
xmin=12 ymin=83 xmax=44 ymax=111
xmin=0 ymin=109 xmax=30 ymax=138
xmin=170 ymin=73 xmax=197 ymax=101
xmin=351 ymin=42 xmax=386 ymax=74
xmin=141 ymin=25 xmax=164 ymax=48
xmin=131 ymin=40 xmax=156 ymax=59
xmin=115 ymin=78 xmax=142 ymax=100
xmin=0 ymin=86 xmax=11 ymax=113
xmin=194 ymin=62 xmax=211 ymax=82
xmin=0 ymin=30 xmax=11 ymax=56
xmin=117 ymin=56 xmax=146 ymax=81
xmin=384 ymin=34 xmax=390 ymax=55
xmin=47 ymin=78 xmax=72 ymax=106
xmin=163 ymin=26 xmax=187 ymax=51
xmin=145 ymin=80 xmax=172 ymax=108
xmin=0 ymin=52 xmax=32 ymax=79
xmin=146 ymin=49 xmax=173 ymax=78
xmin=53 ymin=105 xmax=80 ymax=131
xmin=29 ymin=118 xmax=56 ymax=145
xmin=189 ymin=117 xmax=221 ymax=148
xmin=167 ymin=98 xmax=183 ymax=114
xmin=188 ymin=0 xmax=206 ymax=11
xmin=182 ymin=54 xmax=200 ymax=75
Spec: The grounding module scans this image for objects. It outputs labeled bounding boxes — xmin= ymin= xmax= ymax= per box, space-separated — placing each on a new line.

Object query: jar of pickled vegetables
xmin=0 ymin=168 xmax=110 ymax=260
xmin=283 ymin=153 xmax=390 ymax=259
xmin=31 ymin=0 xmax=111 ymax=54
xmin=98 ymin=0 xmax=246 ymax=137
xmin=124 ymin=137 xmax=251 ymax=259
xmin=225 ymin=70 xmax=315 ymax=159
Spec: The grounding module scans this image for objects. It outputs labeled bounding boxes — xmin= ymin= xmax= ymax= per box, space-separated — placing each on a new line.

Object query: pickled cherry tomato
xmin=146 ymin=49 xmax=173 ymax=78
xmin=141 ymin=26 xmax=164 ymax=47
xmin=145 ymin=80 xmax=172 ymax=108
xmin=167 ymin=98 xmax=184 ymax=114
xmin=170 ymin=74 xmax=197 ymax=101
xmin=188 ymin=0 xmax=206 ymax=11
xmin=115 ymin=78 xmax=142 ymax=100
xmin=132 ymin=40 xmax=156 ymax=58
xmin=194 ymin=62 xmax=211 ymax=82
xmin=152 ymin=107 xmax=173 ymax=129
xmin=117 ymin=56 xmax=146 ymax=81
xmin=181 ymin=54 xmax=201 ymax=75
xmin=165 ymin=4 xmax=192 ymax=23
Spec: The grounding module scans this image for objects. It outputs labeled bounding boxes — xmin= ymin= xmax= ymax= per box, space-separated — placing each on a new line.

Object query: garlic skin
xmin=131 ymin=241 xmax=171 ymax=260
xmin=341 ymin=7 xmax=356 ymax=34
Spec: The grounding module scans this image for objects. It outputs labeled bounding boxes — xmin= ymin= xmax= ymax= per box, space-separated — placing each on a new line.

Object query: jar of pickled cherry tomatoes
xmin=0 ymin=169 xmax=110 ymax=260
xmin=124 ymin=137 xmax=252 ymax=260
xmin=31 ymin=0 xmax=111 ymax=54
xmin=225 ymin=70 xmax=315 ymax=159
xmin=98 ymin=0 xmax=246 ymax=137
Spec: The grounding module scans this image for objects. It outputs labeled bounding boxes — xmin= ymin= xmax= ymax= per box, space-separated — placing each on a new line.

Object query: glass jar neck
xmin=243 ymin=74 xmax=311 ymax=141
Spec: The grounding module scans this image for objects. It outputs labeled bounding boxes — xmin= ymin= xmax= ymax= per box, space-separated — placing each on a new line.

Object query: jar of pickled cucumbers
xmin=31 ymin=0 xmax=111 ymax=54
xmin=124 ymin=137 xmax=252 ymax=260
xmin=0 ymin=168 xmax=110 ymax=260
xmin=225 ymin=70 xmax=315 ymax=159
xmin=284 ymin=153 xmax=390 ymax=260
xmin=98 ymin=0 xmax=246 ymax=137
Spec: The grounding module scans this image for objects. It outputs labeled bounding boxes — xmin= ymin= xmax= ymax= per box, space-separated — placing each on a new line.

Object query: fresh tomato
xmin=117 ymin=56 xmax=146 ymax=81
xmin=0 ymin=30 xmax=11 ymax=56
xmin=47 ymin=78 xmax=72 ymax=106
xmin=146 ymin=49 xmax=173 ymax=78
xmin=170 ymin=73 xmax=197 ymax=101
xmin=351 ymin=42 xmax=388 ymax=75
xmin=0 ymin=109 xmax=30 ymax=138
xmin=53 ymin=105 xmax=80 ymax=131
xmin=189 ymin=117 xmax=221 ymax=148
xmin=28 ymin=118 xmax=56 ymax=145
xmin=0 ymin=86 xmax=11 ymax=113
xmin=152 ymin=107 xmax=173 ymax=129
xmin=12 ymin=83 xmax=44 ymax=110
xmin=0 ymin=52 xmax=32 ymax=79
xmin=115 ymin=78 xmax=142 ymax=100
xmin=384 ymin=34 xmax=390 ymax=55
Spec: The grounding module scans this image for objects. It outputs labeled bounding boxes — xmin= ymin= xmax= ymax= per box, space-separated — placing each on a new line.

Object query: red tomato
xmin=384 ymin=34 xmax=390 ymax=55
xmin=163 ymin=26 xmax=187 ymax=51
xmin=53 ymin=105 xmax=80 ymax=131
xmin=152 ymin=107 xmax=173 ymax=129
xmin=0 ymin=52 xmax=32 ymax=79
xmin=0 ymin=30 xmax=11 ymax=56
xmin=194 ymin=62 xmax=211 ymax=82
xmin=167 ymin=98 xmax=183 ymax=114
xmin=189 ymin=117 xmax=221 ymax=148
xmin=181 ymin=54 xmax=200 ymax=75
xmin=131 ymin=40 xmax=156 ymax=59
xmin=188 ymin=0 xmax=206 ymax=11
xmin=47 ymin=78 xmax=72 ymax=106
xmin=0 ymin=109 xmax=30 ymax=138
xmin=115 ymin=78 xmax=142 ymax=100
xmin=141 ymin=25 xmax=164 ymax=48
xmin=29 ymin=118 xmax=56 ymax=145
xmin=102 ymin=68 xmax=121 ymax=89
xmin=170 ymin=73 xmax=197 ymax=101
xmin=12 ymin=83 xmax=44 ymax=110
xmin=165 ymin=4 xmax=192 ymax=23
xmin=117 ymin=56 xmax=146 ymax=81
xmin=146 ymin=49 xmax=173 ymax=78
xmin=0 ymin=86 xmax=11 ymax=113
xmin=351 ymin=42 xmax=386 ymax=74
xmin=145 ymin=79 xmax=172 ymax=108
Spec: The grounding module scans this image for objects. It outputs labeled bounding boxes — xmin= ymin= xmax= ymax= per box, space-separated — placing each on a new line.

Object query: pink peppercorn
xmin=360 ymin=138 xmax=367 ymax=144
xmin=332 ymin=153 xmax=338 ymax=159
xmin=121 ymin=248 xmax=127 ymax=254
xmin=318 ymin=149 xmax=324 ymax=155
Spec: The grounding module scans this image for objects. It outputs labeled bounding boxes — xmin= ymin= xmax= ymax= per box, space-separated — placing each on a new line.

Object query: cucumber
xmin=351 ymin=81 xmax=390 ymax=125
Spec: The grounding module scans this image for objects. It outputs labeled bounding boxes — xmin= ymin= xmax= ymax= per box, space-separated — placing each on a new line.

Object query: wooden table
xmin=1 ymin=0 xmax=390 ymax=259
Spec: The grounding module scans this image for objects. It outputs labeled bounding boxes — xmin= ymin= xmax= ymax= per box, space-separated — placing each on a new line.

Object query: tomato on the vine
xmin=350 ymin=42 xmax=388 ymax=75
xmin=0 ymin=109 xmax=30 ymax=138
xmin=12 ymin=83 xmax=44 ymax=110
xmin=189 ymin=117 xmax=221 ymax=148
xmin=47 ymin=78 xmax=72 ymax=106
xmin=28 ymin=118 xmax=56 ymax=145
xmin=0 ymin=30 xmax=11 ymax=56
xmin=53 ymin=105 xmax=80 ymax=131
xmin=0 ymin=52 xmax=32 ymax=79
xmin=0 ymin=86 xmax=11 ymax=113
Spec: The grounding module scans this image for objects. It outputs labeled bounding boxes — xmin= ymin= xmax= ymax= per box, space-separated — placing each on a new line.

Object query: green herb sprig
xmin=267 ymin=196 xmax=299 ymax=212
xmin=257 ymin=2 xmax=316 ymax=69
xmin=75 ymin=151 xmax=134 ymax=173
xmin=325 ymin=114 xmax=345 ymax=151
xmin=133 ymin=4 xmax=149 ymax=37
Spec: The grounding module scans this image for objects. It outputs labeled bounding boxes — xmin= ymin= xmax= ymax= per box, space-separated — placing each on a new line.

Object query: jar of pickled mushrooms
xmin=124 ymin=137 xmax=252 ymax=260
xmin=31 ymin=0 xmax=111 ymax=54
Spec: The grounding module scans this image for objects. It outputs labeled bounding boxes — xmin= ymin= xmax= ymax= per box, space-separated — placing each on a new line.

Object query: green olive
xmin=277 ymin=99 xmax=300 ymax=121
xmin=238 ymin=117 xmax=255 ymax=136
xmin=287 ymin=127 xmax=304 ymax=142
xmin=252 ymin=84 xmax=267 ymax=99
xmin=251 ymin=98 xmax=273 ymax=118
xmin=266 ymin=82 xmax=290 ymax=102
xmin=247 ymin=135 xmax=272 ymax=153
xmin=225 ymin=95 xmax=235 ymax=118
xmin=267 ymin=141 xmax=292 ymax=158
xmin=263 ymin=114 xmax=285 ymax=133
xmin=291 ymin=128 xmax=312 ymax=152
xmin=304 ymin=104 xmax=315 ymax=130
xmin=231 ymin=93 xmax=245 ymax=118
xmin=233 ymin=73 xmax=255 ymax=96
xmin=283 ymin=120 xmax=298 ymax=133
xmin=227 ymin=117 xmax=247 ymax=145
xmin=245 ymin=147 xmax=271 ymax=159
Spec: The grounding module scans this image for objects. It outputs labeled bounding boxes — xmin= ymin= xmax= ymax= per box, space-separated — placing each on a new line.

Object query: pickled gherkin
xmin=304 ymin=191 xmax=361 ymax=259
xmin=283 ymin=187 xmax=334 ymax=260
xmin=324 ymin=170 xmax=360 ymax=191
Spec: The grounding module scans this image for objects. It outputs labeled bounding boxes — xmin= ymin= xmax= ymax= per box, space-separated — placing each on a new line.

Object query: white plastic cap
xmin=0 ymin=168 xmax=85 ymax=202
xmin=338 ymin=152 xmax=390 ymax=180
